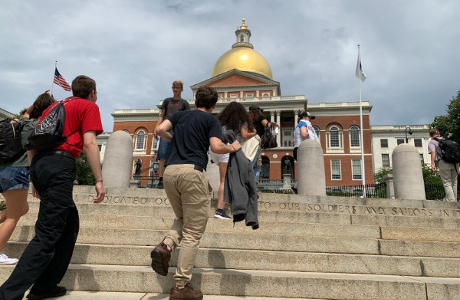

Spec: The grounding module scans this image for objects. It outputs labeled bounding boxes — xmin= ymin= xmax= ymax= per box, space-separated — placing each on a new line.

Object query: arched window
xmin=350 ymin=126 xmax=360 ymax=147
xmin=261 ymin=156 xmax=270 ymax=179
xmin=313 ymin=126 xmax=320 ymax=141
xmin=152 ymin=137 xmax=159 ymax=151
xmin=135 ymin=130 xmax=145 ymax=150
xmin=330 ymin=126 xmax=340 ymax=147
xmin=240 ymin=34 xmax=244 ymax=42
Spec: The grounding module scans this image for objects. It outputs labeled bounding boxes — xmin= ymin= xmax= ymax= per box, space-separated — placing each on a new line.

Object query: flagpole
xmin=51 ymin=61 xmax=57 ymax=95
xmin=358 ymin=45 xmax=366 ymax=197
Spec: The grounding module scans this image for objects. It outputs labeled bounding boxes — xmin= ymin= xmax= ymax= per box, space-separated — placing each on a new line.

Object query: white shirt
xmin=294 ymin=120 xmax=318 ymax=147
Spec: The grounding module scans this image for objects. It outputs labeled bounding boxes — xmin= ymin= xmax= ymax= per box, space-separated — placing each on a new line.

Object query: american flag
xmin=53 ymin=68 xmax=71 ymax=91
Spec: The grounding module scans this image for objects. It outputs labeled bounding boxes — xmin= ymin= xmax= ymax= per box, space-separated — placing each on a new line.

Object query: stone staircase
xmin=1 ymin=186 xmax=460 ymax=299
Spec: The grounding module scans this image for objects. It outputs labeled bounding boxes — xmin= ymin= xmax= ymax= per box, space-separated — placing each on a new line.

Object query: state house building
xmin=111 ymin=20 xmax=374 ymax=186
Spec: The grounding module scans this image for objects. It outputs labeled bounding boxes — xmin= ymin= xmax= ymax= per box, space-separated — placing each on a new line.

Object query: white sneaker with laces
xmin=0 ymin=253 xmax=18 ymax=265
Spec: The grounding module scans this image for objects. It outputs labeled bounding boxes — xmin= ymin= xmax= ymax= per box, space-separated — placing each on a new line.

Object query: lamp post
xmin=153 ymin=161 xmax=159 ymax=187
xmin=405 ymin=126 xmax=413 ymax=143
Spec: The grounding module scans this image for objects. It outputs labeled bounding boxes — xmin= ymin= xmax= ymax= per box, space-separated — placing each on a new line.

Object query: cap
xmin=249 ymin=104 xmax=263 ymax=112
xmin=299 ymin=111 xmax=315 ymax=119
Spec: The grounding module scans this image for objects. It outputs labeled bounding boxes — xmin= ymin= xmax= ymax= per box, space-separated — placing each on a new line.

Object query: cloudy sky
xmin=1 ymin=0 xmax=459 ymax=131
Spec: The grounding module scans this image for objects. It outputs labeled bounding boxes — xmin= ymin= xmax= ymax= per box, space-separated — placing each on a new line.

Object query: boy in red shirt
xmin=0 ymin=75 xmax=105 ymax=300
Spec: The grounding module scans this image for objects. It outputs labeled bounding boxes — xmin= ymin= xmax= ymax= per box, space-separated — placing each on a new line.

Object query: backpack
xmin=27 ymin=99 xmax=76 ymax=152
xmin=0 ymin=118 xmax=26 ymax=164
xmin=434 ymin=137 xmax=460 ymax=164
xmin=260 ymin=124 xmax=278 ymax=150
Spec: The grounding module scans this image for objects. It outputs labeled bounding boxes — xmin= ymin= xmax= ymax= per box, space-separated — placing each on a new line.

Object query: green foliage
xmin=432 ymin=90 xmax=460 ymax=144
xmin=373 ymin=167 xmax=393 ymax=184
xmin=75 ymin=151 xmax=96 ymax=185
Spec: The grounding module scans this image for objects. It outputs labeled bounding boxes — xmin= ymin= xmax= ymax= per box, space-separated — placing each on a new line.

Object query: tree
xmin=432 ymin=90 xmax=460 ymax=144
xmin=75 ymin=151 xmax=96 ymax=185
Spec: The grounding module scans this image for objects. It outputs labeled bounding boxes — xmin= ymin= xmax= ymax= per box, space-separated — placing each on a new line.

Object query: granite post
xmin=392 ymin=144 xmax=426 ymax=200
xmin=297 ymin=139 xmax=326 ymax=196
xmin=102 ymin=131 xmax=133 ymax=188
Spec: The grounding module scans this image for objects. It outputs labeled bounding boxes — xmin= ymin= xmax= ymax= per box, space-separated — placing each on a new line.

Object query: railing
xmin=131 ymin=175 xmax=160 ymax=188
xmin=326 ymin=184 xmax=387 ymax=198
xmin=425 ymin=184 xmax=447 ymax=200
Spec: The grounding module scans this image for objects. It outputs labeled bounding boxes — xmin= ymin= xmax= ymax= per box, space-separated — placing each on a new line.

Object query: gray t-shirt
xmin=161 ymin=98 xmax=190 ymax=120
xmin=428 ymin=138 xmax=442 ymax=161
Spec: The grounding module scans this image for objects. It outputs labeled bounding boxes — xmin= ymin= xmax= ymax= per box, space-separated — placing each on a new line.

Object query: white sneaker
xmin=0 ymin=253 xmax=18 ymax=265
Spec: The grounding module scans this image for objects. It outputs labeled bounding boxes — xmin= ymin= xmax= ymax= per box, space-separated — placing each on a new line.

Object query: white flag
xmin=355 ymin=52 xmax=366 ymax=82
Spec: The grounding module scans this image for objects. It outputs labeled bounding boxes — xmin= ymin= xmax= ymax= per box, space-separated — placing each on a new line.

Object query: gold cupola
xmin=211 ymin=19 xmax=273 ymax=79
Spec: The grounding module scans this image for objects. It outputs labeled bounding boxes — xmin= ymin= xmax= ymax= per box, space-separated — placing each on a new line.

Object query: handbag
xmin=241 ymin=135 xmax=261 ymax=162
xmin=260 ymin=125 xmax=278 ymax=149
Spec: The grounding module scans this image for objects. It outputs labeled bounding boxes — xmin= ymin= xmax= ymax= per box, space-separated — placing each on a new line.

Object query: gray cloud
xmin=1 ymin=0 xmax=459 ymax=131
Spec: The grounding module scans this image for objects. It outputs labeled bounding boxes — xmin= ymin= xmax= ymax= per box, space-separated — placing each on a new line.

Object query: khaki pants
xmin=162 ymin=164 xmax=211 ymax=286
xmin=439 ymin=160 xmax=459 ymax=202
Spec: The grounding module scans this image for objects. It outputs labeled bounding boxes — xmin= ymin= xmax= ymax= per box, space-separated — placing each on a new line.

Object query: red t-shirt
xmin=39 ymin=97 xmax=103 ymax=158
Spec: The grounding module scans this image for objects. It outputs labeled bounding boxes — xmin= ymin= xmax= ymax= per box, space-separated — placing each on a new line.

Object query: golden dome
xmin=211 ymin=47 xmax=273 ymax=79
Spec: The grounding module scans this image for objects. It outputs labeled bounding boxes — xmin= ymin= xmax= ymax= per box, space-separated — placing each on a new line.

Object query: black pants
xmin=0 ymin=152 xmax=79 ymax=300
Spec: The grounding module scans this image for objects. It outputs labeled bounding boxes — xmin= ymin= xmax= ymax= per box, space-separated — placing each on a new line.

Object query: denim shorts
xmin=157 ymin=131 xmax=174 ymax=160
xmin=0 ymin=166 xmax=30 ymax=193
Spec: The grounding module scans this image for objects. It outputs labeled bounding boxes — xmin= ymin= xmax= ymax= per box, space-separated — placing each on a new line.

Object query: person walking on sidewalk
xmin=153 ymin=80 xmax=190 ymax=189
xmin=0 ymin=92 xmax=54 ymax=265
xmin=150 ymin=86 xmax=241 ymax=300
xmin=209 ymin=101 xmax=256 ymax=220
xmin=0 ymin=75 xmax=106 ymax=300
xmin=428 ymin=128 xmax=459 ymax=202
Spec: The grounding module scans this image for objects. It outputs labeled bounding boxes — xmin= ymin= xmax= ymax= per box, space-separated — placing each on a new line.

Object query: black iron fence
xmin=425 ymin=184 xmax=446 ymax=200
xmin=326 ymin=183 xmax=387 ymax=198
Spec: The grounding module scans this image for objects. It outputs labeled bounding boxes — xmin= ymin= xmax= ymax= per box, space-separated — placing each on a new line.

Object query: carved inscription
xmin=72 ymin=193 xmax=170 ymax=206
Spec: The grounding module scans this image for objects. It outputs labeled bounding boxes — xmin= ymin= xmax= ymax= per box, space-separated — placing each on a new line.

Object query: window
xmin=397 ymin=138 xmax=405 ymax=145
xmin=283 ymin=130 xmax=292 ymax=147
xmin=262 ymin=93 xmax=270 ymax=98
xmin=420 ymin=154 xmax=424 ymax=166
xmin=261 ymin=156 xmax=270 ymax=179
xmin=380 ymin=139 xmax=388 ymax=148
xmin=329 ymin=126 xmax=340 ymax=147
xmin=230 ymin=94 xmax=238 ymax=99
xmin=152 ymin=137 xmax=159 ymax=151
xmin=352 ymin=159 xmax=362 ymax=180
xmin=331 ymin=159 xmax=341 ymax=180
xmin=246 ymin=93 xmax=253 ymax=99
xmin=382 ymin=154 xmax=390 ymax=167
xmin=414 ymin=139 xmax=422 ymax=147
xmin=313 ymin=126 xmax=320 ymax=140
xmin=240 ymin=34 xmax=244 ymax=42
xmin=349 ymin=126 xmax=360 ymax=147
xmin=135 ymin=131 xmax=145 ymax=150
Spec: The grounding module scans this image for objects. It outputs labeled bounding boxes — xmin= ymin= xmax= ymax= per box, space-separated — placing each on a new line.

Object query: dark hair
xmin=218 ymin=102 xmax=254 ymax=132
xmin=249 ymin=106 xmax=264 ymax=123
xmin=195 ymin=86 xmax=218 ymax=109
xmin=29 ymin=92 xmax=55 ymax=119
xmin=429 ymin=128 xmax=439 ymax=137
xmin=72 ymin=75 xmax=96 ymax=99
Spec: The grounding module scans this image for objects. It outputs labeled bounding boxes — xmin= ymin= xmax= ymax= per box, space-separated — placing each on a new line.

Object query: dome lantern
xmin=233 ymin=18 xmax=253 ymax=49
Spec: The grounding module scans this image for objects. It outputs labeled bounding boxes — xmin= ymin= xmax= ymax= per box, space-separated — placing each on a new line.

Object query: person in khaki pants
xmin=151 ymin=86 xmax=241 ymax=300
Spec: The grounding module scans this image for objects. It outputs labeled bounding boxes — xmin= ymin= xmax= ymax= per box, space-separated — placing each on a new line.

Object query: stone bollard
xmin=297 ymin=139 xmax=326 ymax=196
xmin=383 ymin=173 xmax=395 ymax=199
xmin=392 ymin=144 xmax=426 ymax=200
xmin=102 ymin=131 xmax=133 ymax=188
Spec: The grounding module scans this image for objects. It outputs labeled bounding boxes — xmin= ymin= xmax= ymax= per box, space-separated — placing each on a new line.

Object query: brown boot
xmin=169 ymin=283 xmax=203 ymax=300
xmin=150 ymin=242 xmax=171 ymax=276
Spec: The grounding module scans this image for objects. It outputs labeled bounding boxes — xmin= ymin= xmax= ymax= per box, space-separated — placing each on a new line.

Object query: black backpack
xmin=0 ymin=118 xmax=26 ymax=164
xmin=434 ymin=137 xmax=460 ymax=164
xmin=260 ymin=124 xmax=278 ymax=150
xmin=28 ymin=99 xmax=75 ymax=152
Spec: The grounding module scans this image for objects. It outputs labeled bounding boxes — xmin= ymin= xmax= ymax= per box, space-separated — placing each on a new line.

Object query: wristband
xmin=231 ymin=145 xmax=236 ymax=152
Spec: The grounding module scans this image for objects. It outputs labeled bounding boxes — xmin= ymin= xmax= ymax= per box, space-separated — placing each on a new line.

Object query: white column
xmin=276 ymin=111 xmax=281 ymax=147
xmin=270 ymin=111 xmax=275 ymax=123
xmin=294 ymin=110 xmax=298 ymax=125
